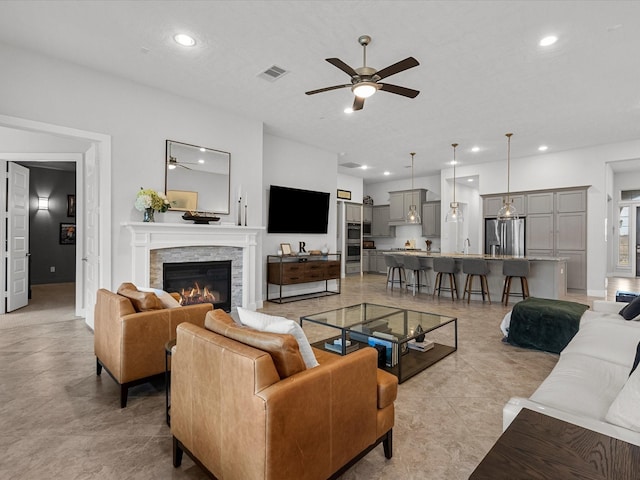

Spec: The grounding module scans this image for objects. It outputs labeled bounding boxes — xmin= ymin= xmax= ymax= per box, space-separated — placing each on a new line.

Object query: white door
xmin=82 ymin=145 xmax=100 ymax=327
xmin=6 ymin=162 xmax=29 ymax=312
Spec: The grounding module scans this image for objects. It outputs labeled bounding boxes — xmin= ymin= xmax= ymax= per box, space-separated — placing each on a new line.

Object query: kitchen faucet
xmin=463 ymin=238 xmax=470 ymax=254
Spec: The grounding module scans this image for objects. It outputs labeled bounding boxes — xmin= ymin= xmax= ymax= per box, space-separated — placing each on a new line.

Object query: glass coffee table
xmin=300 ymin=303 xmax=457 ymax=383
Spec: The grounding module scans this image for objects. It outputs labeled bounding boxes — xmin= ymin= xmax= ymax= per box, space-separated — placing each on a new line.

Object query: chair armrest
xmin=377 ymin=369 xmax=398 ymax=409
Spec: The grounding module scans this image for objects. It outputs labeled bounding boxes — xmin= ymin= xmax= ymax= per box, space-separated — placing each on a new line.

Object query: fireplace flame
xmin=178 ymin=282 xmax=219 ymax=306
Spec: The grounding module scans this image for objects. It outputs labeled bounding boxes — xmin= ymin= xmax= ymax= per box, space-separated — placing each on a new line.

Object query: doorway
xmin=0 ymin=113 xmax=111 ymax=328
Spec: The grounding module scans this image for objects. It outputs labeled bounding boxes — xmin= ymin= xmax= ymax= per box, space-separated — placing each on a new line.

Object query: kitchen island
xmin=387 ymin=252 xmax=567 ymax=301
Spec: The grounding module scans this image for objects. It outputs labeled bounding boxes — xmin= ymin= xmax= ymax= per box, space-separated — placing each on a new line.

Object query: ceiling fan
xmin=168 ymin=156 xmax=196 ymax=170
xmin=305 ymin=35 xmax=420 ymax=111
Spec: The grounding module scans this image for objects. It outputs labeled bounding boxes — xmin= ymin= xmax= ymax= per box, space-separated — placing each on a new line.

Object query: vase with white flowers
xmin=134 ymin=188 xmax=170 ymax=222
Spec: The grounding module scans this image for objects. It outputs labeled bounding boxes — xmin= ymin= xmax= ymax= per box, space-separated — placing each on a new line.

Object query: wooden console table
xmin=267 ymin=254 xmax=341 ymax=303
xmin=470 ymin=408 xmax=640 ymax=479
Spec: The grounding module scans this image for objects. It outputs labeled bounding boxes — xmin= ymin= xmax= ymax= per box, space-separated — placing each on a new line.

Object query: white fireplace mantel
xmin=122 ymin=222 xmax=264 ymax=310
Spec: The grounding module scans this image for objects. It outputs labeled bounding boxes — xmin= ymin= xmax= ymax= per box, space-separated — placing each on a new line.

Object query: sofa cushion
xmin=137 ymin=287 xmax=182 ymax=308
xmin=237 ymin=307 xmax=319 ymax=369
xmin=632 ymin=342 xmax=640 ymax=377
xmin=530 ymin=352 xmax=629 ymax=421
xmin=606 ymin=366 xmax=640 ymax=432
xmin=117 ymin=282 xmax=164 ymax=312
xmin=620 ymin=295 xmax=640 ymax=320
xmin=205 ymin=309 xmax=306 ymax=379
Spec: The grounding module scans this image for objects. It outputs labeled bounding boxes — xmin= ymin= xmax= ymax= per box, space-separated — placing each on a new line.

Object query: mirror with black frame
xmin=165 ymin=140 xmax=231 ymax=215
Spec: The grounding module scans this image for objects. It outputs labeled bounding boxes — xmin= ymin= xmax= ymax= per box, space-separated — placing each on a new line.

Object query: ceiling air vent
xmin=258 ymin=65 xmax=289 ymax=82
xmin=340 ymin=162 xmax=362 ymax=169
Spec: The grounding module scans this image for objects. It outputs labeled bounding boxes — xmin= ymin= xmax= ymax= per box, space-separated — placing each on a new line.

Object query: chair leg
xmin=483 ymin=275 xmax=492 ymax=304
xmin=96 ymin=358 xmax=102 ymax=376
xmin=448 ymin=273 xmax=455 ymax=301
xmin=452 ymin=273 xmax=459 ymax=299
xmin=173 ymin=436 xmax=184 ymax=467
xmin=433 ymin=272 xmax=442 ymax=297
xmin=504 ymin=277 xmax=513 ymax=306
xmin=383 ymin=429 xmax=393 ymax=459
xmin=386 ymin=267 xmax=392 ymax=289
xmin=521 ymin=277 xmax=530 ymax=299
xmin=524 ymin=277 xmax=530 ymax=298
xmin=120 ymin=385 xmax=128 ymax=409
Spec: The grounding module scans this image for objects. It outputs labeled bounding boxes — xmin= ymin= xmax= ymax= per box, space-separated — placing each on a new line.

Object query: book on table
xmin=324 ymin=342 xmax=360 ymax=354
xmin=367 ymin=336 xmax=398 ymax=367
xmin=408 ymin=339 xmax=435 ymax=352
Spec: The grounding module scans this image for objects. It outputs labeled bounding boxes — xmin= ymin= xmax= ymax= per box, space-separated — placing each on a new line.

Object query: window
xmin=618 ymin=206 xmax=630 ymax=266
xmin=621 ymin=190 xmax=640 ymax=201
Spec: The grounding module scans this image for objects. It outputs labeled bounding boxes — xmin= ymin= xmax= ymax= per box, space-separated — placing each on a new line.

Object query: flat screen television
xmin=267 ymin=185 xmax=330 ymax=234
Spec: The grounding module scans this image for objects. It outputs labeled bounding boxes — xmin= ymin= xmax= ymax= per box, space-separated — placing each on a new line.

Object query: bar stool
xmin=432 ymin=257 xmax=458 ymax=300
xmin=385 ymin=254 xmax=406 ymax=290
xmin=403 ymin=255 xmax=430 ymax=296
xmin=502 ymin=259 xmax=530 ymax=306
xmin=418 ymin=257 xmax=432 ymax=292
xmin=462 ymin=258 xmax=491 ymax=304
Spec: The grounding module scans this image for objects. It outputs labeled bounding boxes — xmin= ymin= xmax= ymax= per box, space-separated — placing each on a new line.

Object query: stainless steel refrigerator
xmin=485 ymin=218 xmax=526 ymax=256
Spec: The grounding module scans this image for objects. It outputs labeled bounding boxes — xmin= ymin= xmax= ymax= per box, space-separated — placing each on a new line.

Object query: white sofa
xmin=503 ymin=300 xmax=640 ymax=446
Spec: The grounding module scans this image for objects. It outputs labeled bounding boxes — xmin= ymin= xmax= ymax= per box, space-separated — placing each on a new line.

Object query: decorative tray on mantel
xmin=182 ymin=212 xmax=220 ymax=224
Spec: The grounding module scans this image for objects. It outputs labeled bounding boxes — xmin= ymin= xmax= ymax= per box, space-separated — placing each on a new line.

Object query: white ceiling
xmin=0 ymin=0 xmax=639 ymax=183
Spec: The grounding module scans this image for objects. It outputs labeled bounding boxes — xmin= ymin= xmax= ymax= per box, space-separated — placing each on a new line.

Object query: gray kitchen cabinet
xmin=556 ymin=189 xmax=586 ymax=213
xmin=376 ymin=252 xmax=388 ymax=274
xmin=363 ymin=205 xmax=373 ymax=224
xmin=527 ymin=192 xmax=554 ymax=214
xmin=422 ymin=202 xmax=441 ymax=237
xmin=345 ymin=203 xmax=362 ymax=222
xmin=371 ymin=205 xmax=394 ymax=237
xmin=389 ymin=189 xmax=427 ymax=224
xmin=523 ymin=187 xmax=587 ymax=291
xmin=483 ymin=194 xmax=525 ymax=216
xmin=362 ymin=250 xmax=371 ymax=272
xmin=527 ymin=214 xmax=554 ymax=250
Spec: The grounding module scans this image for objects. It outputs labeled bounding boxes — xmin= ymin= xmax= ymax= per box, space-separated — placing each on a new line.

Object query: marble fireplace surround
xmin=122 ymin=222 xmax=263 ymax=310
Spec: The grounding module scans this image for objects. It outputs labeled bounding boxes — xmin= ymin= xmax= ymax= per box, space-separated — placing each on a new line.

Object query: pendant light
xmin=445 ymin=143 xmax=463 ymax=223
xmin=497 ymin=133 xmax=519 ymax=221
xmin=406 ymin=152 xmax=421 ymax=224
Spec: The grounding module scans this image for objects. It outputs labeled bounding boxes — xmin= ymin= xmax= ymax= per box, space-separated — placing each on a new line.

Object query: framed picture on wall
xmin=60 ymin=223 xmax=76 ymax=245
xmin=67 ymin=195 xmax=75 ymax=217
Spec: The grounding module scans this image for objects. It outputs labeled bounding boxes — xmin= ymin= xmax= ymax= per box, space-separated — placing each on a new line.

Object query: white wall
xmin=337 ymin=173 xmax=363 ymax=204
xmin=0 ymin=43 xmax=264 ymax=293
xmin=262 ymin=134 xmax=339 ymax=296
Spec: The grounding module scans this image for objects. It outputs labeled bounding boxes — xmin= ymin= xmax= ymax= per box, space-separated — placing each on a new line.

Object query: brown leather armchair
xmin=171 ymin=310 xmax=397 ymax=480
xmin=94 ymin=284 xmax=212 ymax=407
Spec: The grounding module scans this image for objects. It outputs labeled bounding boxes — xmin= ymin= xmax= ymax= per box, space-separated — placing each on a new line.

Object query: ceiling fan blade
xmin=352 ymin=96 xmax=364 ymax=111
xmin=379 ymin=83 xmax=420 ymax=98
xmin=325 ymin=58 xmax=358 ymax=77
xmin=375 ymin=57 xmax=419 ymax=80
xmin=305 ymin=84 xmax=351 ymax=95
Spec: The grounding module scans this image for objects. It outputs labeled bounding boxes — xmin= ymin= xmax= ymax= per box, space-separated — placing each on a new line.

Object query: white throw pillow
xmin=605 ymin=367 xmax=640 ymax=432
xmin=137 ymin=287 xmax=182 ymax=308
xmin=237 ymin=307 xmax=318 ymax=368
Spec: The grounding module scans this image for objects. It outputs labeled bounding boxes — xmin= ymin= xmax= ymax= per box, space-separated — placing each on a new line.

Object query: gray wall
xmin=27 ymin=165 xmax=76 ymax=284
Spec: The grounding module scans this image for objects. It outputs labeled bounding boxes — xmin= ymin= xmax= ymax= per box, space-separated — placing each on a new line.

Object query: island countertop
xmin=381 ymin=251 xmax=568 ymax=300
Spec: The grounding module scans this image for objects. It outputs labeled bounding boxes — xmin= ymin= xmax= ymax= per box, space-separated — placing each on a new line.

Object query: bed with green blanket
xmin=505 ymin=297 xmax=590 ymax=354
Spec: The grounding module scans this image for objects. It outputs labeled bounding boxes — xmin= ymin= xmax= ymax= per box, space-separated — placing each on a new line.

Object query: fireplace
xmin=163 ymin=260 xmax=232 ymax=312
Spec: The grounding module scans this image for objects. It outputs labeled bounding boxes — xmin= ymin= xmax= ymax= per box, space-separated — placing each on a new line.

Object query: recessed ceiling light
xmin=383 ymin=171 xmax=391 ymax=176
xmin=344 ymin=107 xmax=354 ymax=114
xmin=538 ymin=145 xmax=549 ymax=151
xmin=539 ymin=35 xmax=558 ymax=47
xmin=168 ymin=164 xmax=176 ymax=170
xmin=198 ymin=159 xmax=205 ymax=164
xmin=449 ymin=160 xmax=458 ymax=166
xmin=360 ymin=165 xmax=368 ymax=170
xmin=174 ymin=33 xmax=196 ymax=47
xmin=467 ymin=178 xmax=474 ymax=182
xmin=199 ymin=147 xmax=206 ymax=152
xmin=471 ymin=146 xmax=480 ymax=153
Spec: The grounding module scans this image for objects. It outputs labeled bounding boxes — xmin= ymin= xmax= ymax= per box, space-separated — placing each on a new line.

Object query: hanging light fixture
xmin=406 ymin=152 xmax=421 ymax=224
xmin=445 ymin=143 xmax=463 ymax=223
xmin=497 ymin=133 xmax=519 ymax=221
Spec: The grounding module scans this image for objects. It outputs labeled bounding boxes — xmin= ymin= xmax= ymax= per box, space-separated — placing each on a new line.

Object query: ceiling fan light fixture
xmin=352 ymin=82 xmax=377 ymax=98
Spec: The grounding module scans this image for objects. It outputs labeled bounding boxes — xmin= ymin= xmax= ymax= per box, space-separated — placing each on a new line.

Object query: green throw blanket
xmin=507 ymin=297 xmax=590 ymax=354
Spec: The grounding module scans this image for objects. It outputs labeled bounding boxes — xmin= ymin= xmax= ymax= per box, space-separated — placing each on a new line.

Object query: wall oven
xmin=346 ymin=244 xmax=361 ymax=262
xmin=347 ymin=222 xmax=361 ymax=241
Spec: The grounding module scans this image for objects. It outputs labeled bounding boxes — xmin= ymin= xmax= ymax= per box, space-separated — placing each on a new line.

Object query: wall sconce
xmin=38 ymin=197 xmax=49 ymax=210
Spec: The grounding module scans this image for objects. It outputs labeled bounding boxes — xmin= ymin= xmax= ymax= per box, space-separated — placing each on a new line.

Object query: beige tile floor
xmin=0 ymin=277 xmax=628 ymax=479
